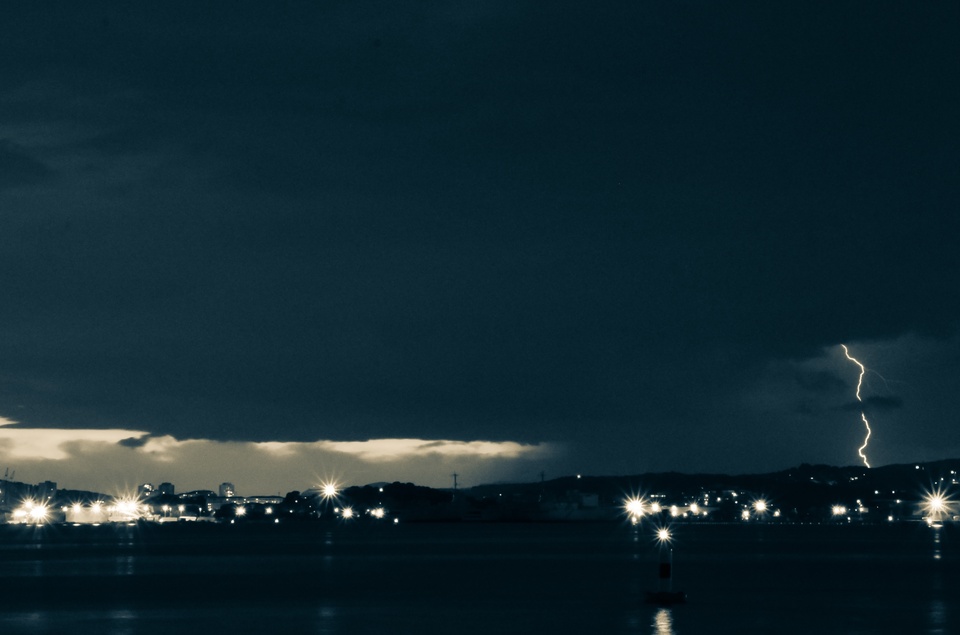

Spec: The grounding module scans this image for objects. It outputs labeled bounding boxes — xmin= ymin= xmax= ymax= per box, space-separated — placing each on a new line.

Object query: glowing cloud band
xmin=0 ymin=414 xmax=555 ymax=492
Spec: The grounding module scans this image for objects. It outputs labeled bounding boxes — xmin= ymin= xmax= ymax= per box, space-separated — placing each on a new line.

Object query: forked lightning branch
xmin=841 ymin=344 xmax=873 ymax=468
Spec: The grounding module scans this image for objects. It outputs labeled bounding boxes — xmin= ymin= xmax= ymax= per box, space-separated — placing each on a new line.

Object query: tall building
xmin=219 ymin=482 xmax=235 ymax=498
xmin=157 ymin=482 xmax=175 ymax=496
xmin=0 ymin=480 xmax=29 ymax=506
xmin=36 ymin=481 xmax=57 ymax=502
xmin=138 ymin=483 xmax=155 ymax=497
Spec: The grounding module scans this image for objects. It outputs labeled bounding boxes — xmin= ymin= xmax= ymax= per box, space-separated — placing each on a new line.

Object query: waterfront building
xmin=36 ymin=481 xmax=57 ymax=502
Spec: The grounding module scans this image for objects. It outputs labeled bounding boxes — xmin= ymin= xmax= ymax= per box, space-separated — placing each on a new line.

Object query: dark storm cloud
xmin=117 ymin=435 xmax=151 ymax=449
xmin=839 ymin=396 xmax=904 ymax=413
xmin=794 ymin=370 xmax=847 ymax=395
xmin=0 ymin=140 xmax=51 ymax=189
xmin=0 ymin=1 xmax=958 ymax=483
xmin=864 ymin=396 xmax=904 ymax=412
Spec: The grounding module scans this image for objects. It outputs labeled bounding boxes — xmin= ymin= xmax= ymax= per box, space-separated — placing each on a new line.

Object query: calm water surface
xmin=0 ymin=521 xmax=954 ymax=634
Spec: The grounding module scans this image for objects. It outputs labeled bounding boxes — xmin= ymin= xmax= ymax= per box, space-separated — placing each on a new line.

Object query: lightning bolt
xmin=841 ymin=344 xmax=872 ymax=468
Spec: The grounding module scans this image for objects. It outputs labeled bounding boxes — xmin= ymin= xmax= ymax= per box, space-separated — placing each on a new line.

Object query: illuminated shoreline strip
xmin=841 ymin=344 xmax=872 ymax=468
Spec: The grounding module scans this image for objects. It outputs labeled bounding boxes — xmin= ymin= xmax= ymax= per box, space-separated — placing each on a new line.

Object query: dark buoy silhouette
xmin=645 ymin=528 xmax=686 ymax=605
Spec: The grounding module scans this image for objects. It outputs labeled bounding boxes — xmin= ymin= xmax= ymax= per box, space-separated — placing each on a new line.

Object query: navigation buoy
xmin=645 ymin=529 xmax=686 ymax=605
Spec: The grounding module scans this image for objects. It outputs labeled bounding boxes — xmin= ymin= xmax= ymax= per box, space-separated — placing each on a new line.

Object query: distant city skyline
xmin=4 ymin=459 xmax=958 ymax=530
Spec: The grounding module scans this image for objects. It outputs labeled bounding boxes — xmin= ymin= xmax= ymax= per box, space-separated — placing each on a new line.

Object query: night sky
xmin=2 ymin=2 xmax=958 ymax=494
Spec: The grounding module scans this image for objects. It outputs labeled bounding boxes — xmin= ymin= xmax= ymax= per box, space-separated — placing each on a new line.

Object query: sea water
xmin=0 ymin=521 xmax=954 ymax=634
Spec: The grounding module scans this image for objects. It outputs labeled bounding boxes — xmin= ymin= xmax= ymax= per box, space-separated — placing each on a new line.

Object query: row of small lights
xmin=625 ymin=489 xmax=954 ymax=525
xmin=12 ymin=498 xmax=147 ymax=523
xmin=12 ymin=481 xmax=956 ymax=526
xmin=323 ymin=482 xmax=395 ymax=522
xmin=10 ymin=481 xmax=393 ymax=526
xmin=622 ymin=498 xmax=674 ymax=544
xmin=831 ymin=490 xmax=953 ymax=524
xmin=11 ymin=500 xmax=50 ymax=522
xmin=624 ymin=496 xmax=778 ymax=523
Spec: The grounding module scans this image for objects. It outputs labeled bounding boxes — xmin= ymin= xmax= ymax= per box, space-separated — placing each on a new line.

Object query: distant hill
xmin=466 ymin=459 xmax=960 ymax=517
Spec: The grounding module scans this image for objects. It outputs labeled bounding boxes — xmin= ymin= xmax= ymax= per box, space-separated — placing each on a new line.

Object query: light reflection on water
xmin=108 ymin=609 xmax=134 ymax=635
xmin=928 ymin=599 xmax=946 ymax=635
xmin=652 ymin=608 xmax=674 ymax=635
xmin=315 ymin=604 xmax=338 ymax=635
xmin=0 ymin=524 xmax=955 ymax=634
xmin=928 ymin=527 xmax=946 ymax=634
xmin=114 ymin=554 xmax=135 ymax=576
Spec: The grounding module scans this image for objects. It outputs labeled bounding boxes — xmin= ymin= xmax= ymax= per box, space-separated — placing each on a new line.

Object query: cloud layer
xmin=0 ymin=417 xmax=555 ymax=493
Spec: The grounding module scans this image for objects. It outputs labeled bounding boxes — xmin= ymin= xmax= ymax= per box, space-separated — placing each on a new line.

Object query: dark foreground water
xmin=0 ymin=521 xmax=955 ymax=634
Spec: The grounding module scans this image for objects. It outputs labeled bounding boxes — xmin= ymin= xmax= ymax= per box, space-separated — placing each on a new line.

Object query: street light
xmin=321 ymin=482 xmax=339 ymax=499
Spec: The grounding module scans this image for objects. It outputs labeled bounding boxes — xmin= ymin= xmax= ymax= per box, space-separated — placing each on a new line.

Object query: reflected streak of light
xmin=929 ymin=599 xmax=946 ymax=634
xmin=653 ymin=607 xmax=674 ymax=635
xmin=316 ymin=605 xmax=337 ymax=635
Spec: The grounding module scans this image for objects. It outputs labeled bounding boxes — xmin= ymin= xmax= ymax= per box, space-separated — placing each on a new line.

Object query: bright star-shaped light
xmin=624 ymin=497 xmax=645 ymax=519
xmin=113 ymin=497 xmax=142 ymax=518
xmin=321 ymin=482 xmax=339 ymax=499
xmin=923 ymin=487 xmax=953 ymax=519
